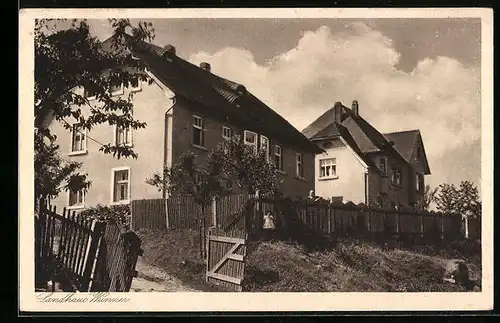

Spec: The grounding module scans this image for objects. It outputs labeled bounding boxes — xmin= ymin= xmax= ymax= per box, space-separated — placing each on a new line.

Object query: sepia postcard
xmin=19 ymin=8 xmax=493 ymax=312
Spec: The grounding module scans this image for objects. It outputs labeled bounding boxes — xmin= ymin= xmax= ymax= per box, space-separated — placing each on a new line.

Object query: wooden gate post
xmin=82 ymin=221 xmax=105 ymax=291
xmin=212 ymin=197 xmax=217 ymax=227
xmin=165 ymin=197 xmax=170 ymax=230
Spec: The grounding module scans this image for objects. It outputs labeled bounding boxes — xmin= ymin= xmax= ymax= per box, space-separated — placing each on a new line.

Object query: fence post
xmin=327 ymin=207 xmax=332 ymax=234
xmin=212 ymin=197 xmax=217 ymax=227
xmin=82 ymin=221 xmax=105 ymax=291
xmin=165 ymin=197 xmax=170 ymax=230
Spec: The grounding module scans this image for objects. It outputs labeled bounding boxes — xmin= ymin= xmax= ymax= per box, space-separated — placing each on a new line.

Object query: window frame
xmin=379 ymin=156 xmax=387 ymax=175
xmin=114 ymin=124 xmax=133 ymax=147
xmin=274 ymin=145 xmax=284 ymax=172
xmin=296 ymin=152 xmax=304 ymax=178
xmin=110 ymin=166 xmax=131 ymax=205
xmin=243 ymin=130 xmax=258 ymax=153
xmin=415 ymin=173 xmax=423 ymax=192
xmin=222 ymin=126 xmax=233 ymax=140
xmin=391 ymin=168 xmax=402 ymax=186
xmin=319 ymin=157 xmax=338 ymax=179
xmin=260 ymin=135 xmax=270 ymax=161
xmin=67 ymin=188 xmax=85 ymax=210
xmin=69 ymin=123 xmax=87 ymax=155
xmin=192 ymin=115 xmax=205 ymax=148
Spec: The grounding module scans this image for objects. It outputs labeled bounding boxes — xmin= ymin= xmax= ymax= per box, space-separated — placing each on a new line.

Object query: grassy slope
xmin=245 ymin=238 xmax=481 ymax=292
xmin=137 ymin=229 xmax=481 ymax=292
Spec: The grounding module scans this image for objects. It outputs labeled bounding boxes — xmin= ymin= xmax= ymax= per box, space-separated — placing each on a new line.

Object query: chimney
xmin=352 ymin=100 xmax=359 ymax=116
xmin=162 ymin=44 xmax=176 ymax=56
xmin=333 ymin=101 xmax=343 ymax=123
xmin=200 ymin=62 xmax=211 ymax=72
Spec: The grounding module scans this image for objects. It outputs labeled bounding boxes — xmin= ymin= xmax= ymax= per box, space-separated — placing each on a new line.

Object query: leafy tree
xmin=34 ymin=18 xmax=155 ymax=207
xmin=146 ymin=135 xmax=281 ymax=258
xmin=416 ymin=184 xmax=438 ymax=211
xmin=209 ymin=135 xmax=281 ymax=196
xmin=435 ymin=181 xmax=481 ymax=219
xmin=34 ymin=134 xmax=91 ymax=208
xmin=146 ymin=152 xmax=229 ymax=259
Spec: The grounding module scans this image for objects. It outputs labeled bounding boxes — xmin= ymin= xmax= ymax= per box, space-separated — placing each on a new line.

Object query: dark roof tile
xmin=102 ymin=36 xmax=322 ymax=153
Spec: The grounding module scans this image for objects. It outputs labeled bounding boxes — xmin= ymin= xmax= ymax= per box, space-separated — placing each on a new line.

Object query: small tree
xmin=416 ymin=184 xmax=438 ymax=211
xmin=146 ymin=152 xmax=228 ymax=258
xmin=209 ymin=135 xmax=281 ymax=196
xmin=435 ymin=181 xmax=481 ymax=219
xmin=146 ymin=135 xmax=281 ymax=258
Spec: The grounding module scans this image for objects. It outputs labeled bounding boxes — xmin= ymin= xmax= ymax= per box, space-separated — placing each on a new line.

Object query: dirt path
xmin=130 ymin=258 xmax=202 ymax=292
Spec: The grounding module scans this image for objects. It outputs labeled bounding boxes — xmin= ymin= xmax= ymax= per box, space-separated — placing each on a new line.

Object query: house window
xmin=192 ymin=115 xmax=204 ymax=147
xmin=112 ymin=168 xmax=130 ymax=204
xmin=274 ymin=145 xmax=283 ymax=171
xmin=319 ymin=158 xmax=337 ymax=179
xmin=391 ymin=168 xmax=402 ymax=186
xmin=379 ymin=157 xmax=387 ymax=175
xmin=244 ymin=130 xmax=257 ymax=152
xmin=222 ymin=126 xmax=233 ymax=140
xmin=416 ymin=173 xmax=424 ymax=192
xmin=68 ymin=189 xmax=85 ymax=208
xmin=71 ymin=123 xmax=86 ymax=153
xmin=296 ymin=153 xmax=304 ymax=178
xmin=260 ymin=135 xmax=269 ymax=161
xmin=115 ymin=125 xmax=132 ymax=146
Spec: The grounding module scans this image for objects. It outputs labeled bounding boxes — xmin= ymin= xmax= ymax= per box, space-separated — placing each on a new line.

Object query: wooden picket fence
xmin=239 ymin=198 xmax=465 ymax=242
xmin=131 ymin=194 xmax=255 ymax=232
xmin=35 ymin=202 xmax=143 ymax=292
xmin=131 ymin=198 xmax=167 ymax=231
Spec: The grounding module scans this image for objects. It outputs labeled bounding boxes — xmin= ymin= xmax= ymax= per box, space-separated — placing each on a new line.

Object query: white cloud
xmin=188 ymin=23 xmax=481 ymax=189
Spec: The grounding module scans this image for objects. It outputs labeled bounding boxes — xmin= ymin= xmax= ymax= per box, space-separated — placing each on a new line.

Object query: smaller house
xmin=302 ymin=100 xmax=431 ymax=208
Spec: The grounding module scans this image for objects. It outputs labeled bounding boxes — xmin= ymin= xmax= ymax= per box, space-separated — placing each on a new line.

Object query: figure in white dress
xmin=263 ymin=211 xmax=275 ymax=230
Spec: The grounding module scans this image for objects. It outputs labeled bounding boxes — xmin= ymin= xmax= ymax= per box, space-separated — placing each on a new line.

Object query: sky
xmin=89 ymin=18 xmax=482 ymax=191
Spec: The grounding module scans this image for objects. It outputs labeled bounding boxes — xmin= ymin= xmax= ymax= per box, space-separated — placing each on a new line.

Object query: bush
xmin=79 ymin=204 xmax=131 ymax=230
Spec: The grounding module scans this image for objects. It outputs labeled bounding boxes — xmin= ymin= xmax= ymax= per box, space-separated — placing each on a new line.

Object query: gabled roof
xmin=100 ymin=36 xmax=322 ymax=154
xmin=384 ymin=130 xmax=431 ymax=174
xmin=303 ymin=102 xmax=430 ymax=173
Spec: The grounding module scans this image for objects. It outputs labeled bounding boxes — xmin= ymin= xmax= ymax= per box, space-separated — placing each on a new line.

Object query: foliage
xmin=35 ymin=134 xmax=91 ymax=204
xmin=416 ymin=184 xmax=439 ymax=211
xmin=209 ymin=135 xmax=281 ymax=196
xmin=34 ymin=18 xmax=155 ymax=203
xmin=435 ymin=181 xmax=481 ymax=219
xmin=146 ymin=152 xmax=229 ymax=208
xmin=146 ymin=135 xmax=281 ymax=202
xmin=79 ymin=204 xmax=131 ymax=230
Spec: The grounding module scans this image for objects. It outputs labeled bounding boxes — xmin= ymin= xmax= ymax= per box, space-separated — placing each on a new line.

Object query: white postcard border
xmin=19 ymin=8 xmax=494 ymax=312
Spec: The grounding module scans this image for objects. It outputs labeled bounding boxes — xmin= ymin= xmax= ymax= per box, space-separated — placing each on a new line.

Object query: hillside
xmin=136 ymin=229 xmax=481 ymax=292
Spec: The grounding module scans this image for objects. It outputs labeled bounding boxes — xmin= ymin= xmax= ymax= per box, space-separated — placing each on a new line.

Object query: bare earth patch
xmin=130 ymin=257 xmax=201 ymax=292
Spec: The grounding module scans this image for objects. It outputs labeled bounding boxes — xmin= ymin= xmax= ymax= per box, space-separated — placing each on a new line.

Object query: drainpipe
xmin=364 ymin=171 xmax=369 ymax=206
